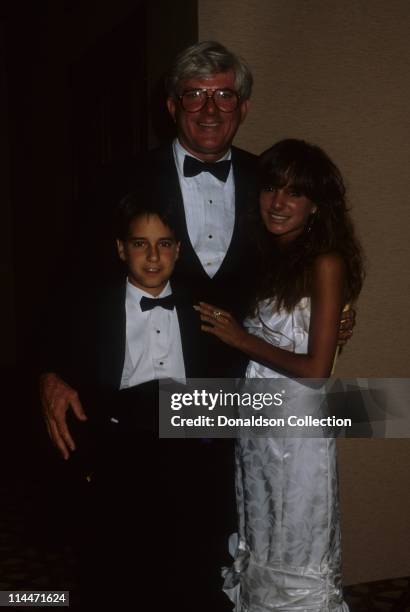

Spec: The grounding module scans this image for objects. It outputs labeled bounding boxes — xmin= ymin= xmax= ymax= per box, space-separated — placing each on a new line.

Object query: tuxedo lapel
xmin=232 ymin=146 xmax=258 ymax=219
xmin=95 ymin=280 xmax=127 ymax=391
xmin=212 ymin=146 xmax=258 ymax=282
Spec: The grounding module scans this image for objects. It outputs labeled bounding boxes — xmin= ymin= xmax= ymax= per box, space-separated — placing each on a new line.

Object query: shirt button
xmin=159 ymin=361 xmax=164 ymax=366
xmin=156 ymin=330 xmax=160 ymax=334
xmin=209 ymin=199 xmax=213 ymax=203
xmin=208 ymin=235 xmax=213 ymax=239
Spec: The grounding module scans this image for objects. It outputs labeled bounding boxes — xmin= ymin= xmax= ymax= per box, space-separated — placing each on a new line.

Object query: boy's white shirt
xmin=120 ymin=279 xmax=186 ymax=389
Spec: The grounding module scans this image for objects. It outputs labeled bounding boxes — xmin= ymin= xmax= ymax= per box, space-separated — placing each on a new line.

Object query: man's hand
xmin=337 ymin=305 xmax=356 ymax=347
xmin=40 ymin=373 xmax=87 ymax=460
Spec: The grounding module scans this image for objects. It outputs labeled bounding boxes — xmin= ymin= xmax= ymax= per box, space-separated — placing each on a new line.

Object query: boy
xmin=49 ymin=191 xmax=227 ymax=611
xmin=55 ymin=191 xmax=206 ymax=418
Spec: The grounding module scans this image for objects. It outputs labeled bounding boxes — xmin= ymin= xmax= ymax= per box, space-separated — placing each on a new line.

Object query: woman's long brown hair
xmin=251 ymin=139 xmax=364 ymax=312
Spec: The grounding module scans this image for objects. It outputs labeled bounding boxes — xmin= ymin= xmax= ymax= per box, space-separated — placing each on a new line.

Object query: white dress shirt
xmin=172 ymin=139 xmax=235 ymax=278
xmin=120 ymin=280 xmax=186 ymax=389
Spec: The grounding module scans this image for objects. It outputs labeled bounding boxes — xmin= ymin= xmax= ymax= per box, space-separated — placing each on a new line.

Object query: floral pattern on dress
xmin=223 ymin=299 xmax=349 ymax=611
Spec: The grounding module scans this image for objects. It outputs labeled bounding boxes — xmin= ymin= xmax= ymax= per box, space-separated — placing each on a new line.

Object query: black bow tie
xmin=183 ymin=155 xmax=231 ymax=182
xmin=140 ymin=295 xmax=175 ymax=312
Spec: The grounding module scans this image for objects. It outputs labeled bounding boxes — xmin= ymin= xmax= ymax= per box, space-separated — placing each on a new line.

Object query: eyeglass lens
xmin=181 ymin=89 xmax=239 ymax=112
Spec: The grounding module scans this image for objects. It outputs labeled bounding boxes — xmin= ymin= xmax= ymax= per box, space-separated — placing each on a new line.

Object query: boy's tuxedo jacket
xmin=59 ymin=279 xmax=233 ymax=610
xmin=52 ymin=279 xmax=208 ymax=428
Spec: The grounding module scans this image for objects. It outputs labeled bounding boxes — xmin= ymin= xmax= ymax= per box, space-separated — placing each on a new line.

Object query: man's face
xmin=167 ymin=70 xmax=250 ymax=162
xmin=117 ymin=214 xmax=180 ymax=296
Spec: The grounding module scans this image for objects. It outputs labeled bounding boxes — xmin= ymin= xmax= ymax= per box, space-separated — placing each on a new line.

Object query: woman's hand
xmin=194 ymin=302 xmax=249 ymax=350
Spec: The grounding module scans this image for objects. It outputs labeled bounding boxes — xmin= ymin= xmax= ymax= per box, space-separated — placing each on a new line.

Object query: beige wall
xmin=199 ymin=0 xmax=410 ymax=586
xmin=199 ymin=0 xmax=410 ymax=377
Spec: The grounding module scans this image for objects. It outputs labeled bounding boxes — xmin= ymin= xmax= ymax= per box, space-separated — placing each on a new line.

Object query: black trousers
xmin=71 ymin=387 xmax=236 ymax=611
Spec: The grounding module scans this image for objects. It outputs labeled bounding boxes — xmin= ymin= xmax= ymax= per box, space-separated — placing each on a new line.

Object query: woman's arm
xmin=196 ymin=253 xmax=346 ymax=378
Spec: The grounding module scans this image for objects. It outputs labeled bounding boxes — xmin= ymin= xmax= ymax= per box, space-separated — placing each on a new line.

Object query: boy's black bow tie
xmin=140 ymin=295 xmax=175 ymax=312
xmin=183 ymin=155 xmax=231 ymax=182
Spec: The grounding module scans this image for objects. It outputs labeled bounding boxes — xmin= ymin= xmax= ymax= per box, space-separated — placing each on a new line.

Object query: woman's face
xmin=259 ymin=185 xmax=317 ymax=244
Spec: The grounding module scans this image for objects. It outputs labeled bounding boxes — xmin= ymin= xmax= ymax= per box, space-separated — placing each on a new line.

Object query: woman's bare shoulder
xmin=312 ymin=252 xmax=346 ymax=276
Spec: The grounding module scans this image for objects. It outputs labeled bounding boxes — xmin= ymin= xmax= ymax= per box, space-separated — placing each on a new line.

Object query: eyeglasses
xmin=178 ymin=88 xmax=240 ymax=113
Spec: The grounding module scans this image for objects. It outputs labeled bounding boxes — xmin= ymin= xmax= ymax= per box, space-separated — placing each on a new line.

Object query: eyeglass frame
xmin=177 ymin=88 xmax=241 ymax=113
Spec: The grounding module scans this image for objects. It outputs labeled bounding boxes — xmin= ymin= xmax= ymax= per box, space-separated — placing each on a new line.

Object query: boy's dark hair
xmin=114 ymin=188 xmax=179 ymax=242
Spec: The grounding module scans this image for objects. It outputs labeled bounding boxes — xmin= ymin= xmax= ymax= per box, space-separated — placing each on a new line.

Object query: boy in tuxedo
xmin=55 ymin=191 xmax=204 ymax=418
xmin=51 ymin=190 xmax=231 ymax=610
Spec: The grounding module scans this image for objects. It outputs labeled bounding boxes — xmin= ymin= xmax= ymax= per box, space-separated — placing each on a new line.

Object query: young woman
xmin=196 ymin=139 xmax=364 ymax=611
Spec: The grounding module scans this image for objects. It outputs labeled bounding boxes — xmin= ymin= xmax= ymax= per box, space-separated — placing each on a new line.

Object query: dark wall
xmin=146 ymin=0 xmax=198 ymax=147
xmin=2 ymin=0 xmax=198 ymax=367
xmin=0 ymin=22 xmax=16 ymax=367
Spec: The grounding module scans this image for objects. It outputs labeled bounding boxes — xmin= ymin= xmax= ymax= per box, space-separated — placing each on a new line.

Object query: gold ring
xmin=213 ymin=310 xmax=222 ymax=319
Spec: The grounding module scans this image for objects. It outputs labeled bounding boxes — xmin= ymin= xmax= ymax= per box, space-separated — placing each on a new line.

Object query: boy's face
xmin=117 ymin=214 xmax=180 ymax=296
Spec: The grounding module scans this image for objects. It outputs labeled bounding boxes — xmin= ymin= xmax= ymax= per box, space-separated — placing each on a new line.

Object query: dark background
xmin=1 ymin=0 xmax=197 ymax=366
xmin=0 ymin=0 xmax=197 ymax=552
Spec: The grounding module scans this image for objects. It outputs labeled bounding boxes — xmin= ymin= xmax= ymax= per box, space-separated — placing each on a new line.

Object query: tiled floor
xmin=345 ymin=578 xmax=410 ymax=611
xmin=1 ymin=478 xmax=409 ymax=610
xmin=0 ymin=483 xmax=77 ymax=594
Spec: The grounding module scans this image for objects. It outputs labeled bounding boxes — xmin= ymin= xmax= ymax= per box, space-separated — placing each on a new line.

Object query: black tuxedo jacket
xmin=142 ymin=144 xmax=259 ymax=314
xmin=63 ymin=281 xmax=239 ymax=612
xmin=50 ymin=279 xmax=207 ymax=430
xmin=135 ymin=144 xmax=259 ymax=376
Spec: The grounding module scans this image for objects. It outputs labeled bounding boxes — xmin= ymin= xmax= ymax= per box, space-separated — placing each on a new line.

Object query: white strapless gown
xmin=223 ymin=298 xmax=349 ymax=611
